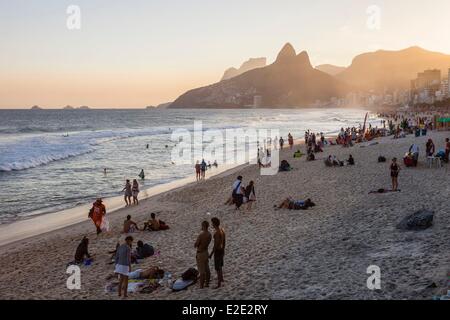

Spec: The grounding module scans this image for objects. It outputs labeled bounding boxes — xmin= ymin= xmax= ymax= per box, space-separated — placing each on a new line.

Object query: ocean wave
xmin=0 ymin=124 xmax=243 ymax=172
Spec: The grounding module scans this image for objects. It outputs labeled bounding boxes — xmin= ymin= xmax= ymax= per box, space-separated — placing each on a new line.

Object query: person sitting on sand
xmin=115 ymin=236 xmax=133 ymax=298
xmin=143 ymin=213 xmax=161 ymax=231
xmin=134 ymin=240 xmax=154 ymax=259
xmin=74 ymin=236 xmax=92 ymax=264
xmin=277 ymin=198 xmax=316 ymax=210
xmin=123 ymin=215 xmax=139 ymax=233
xmin=195 ymin=221 xmax=212 ymax=289
xmin=347 ymin=155 xmax=355 ymax=166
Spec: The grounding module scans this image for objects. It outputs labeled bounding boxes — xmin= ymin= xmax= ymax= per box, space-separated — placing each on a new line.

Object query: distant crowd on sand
xmin=69 ymin=110 xmax=449 ymax=297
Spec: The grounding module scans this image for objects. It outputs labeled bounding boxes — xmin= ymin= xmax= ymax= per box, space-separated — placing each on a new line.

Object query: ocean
xmin=0 ymin=108 xmax=380 ymax=224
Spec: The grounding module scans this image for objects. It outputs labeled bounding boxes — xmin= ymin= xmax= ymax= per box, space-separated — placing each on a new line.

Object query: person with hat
xmin=88 ymin=198 xmax=106 ymax=235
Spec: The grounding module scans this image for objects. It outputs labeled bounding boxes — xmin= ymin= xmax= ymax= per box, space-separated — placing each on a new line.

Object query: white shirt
xmin=232 ymin=180 xmax=243 ymax=195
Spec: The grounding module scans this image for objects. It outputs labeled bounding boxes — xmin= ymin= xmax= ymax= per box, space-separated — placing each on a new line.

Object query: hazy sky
xmin=1 ymin=0 xmax=450 ymax=108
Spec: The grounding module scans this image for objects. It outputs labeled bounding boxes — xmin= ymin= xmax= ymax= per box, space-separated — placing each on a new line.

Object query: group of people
xmin=122 ymin=179 xmax=140 ymax=206
xmin=195 ymin=159 xmax=218 ymax=181
xmin=226 ymin=176 xmax=256 ymax=211
xmin=194 ymin=217 xmax=226 ymax=289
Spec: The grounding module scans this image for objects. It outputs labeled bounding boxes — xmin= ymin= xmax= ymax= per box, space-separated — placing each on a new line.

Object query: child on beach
xmin=209 ymin=217 xmax=226 ymax=289
xmin=390 ymin=158 xmax=400 ymax=191
xmin=115 ymin=236 xmax=133 ymax=298
xmin=195 ymin=221 xmax=212 ymax=288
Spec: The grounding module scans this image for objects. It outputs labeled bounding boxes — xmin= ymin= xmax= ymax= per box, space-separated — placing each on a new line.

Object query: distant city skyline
xmin=1 ymin=0 xmax=450 ymax=108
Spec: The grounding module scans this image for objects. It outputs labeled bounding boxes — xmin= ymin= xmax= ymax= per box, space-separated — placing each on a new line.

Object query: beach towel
xmin=369 ymin=189 xmax=401 ymax=194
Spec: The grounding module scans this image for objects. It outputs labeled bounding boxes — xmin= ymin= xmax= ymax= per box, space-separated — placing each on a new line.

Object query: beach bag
xmin=378 ymin=156 xmax=386 ymax=163
xmin=100 ymin=218 xmax=110 ymax=232
xmin=181 ymin=268 xmax=199 ymax=281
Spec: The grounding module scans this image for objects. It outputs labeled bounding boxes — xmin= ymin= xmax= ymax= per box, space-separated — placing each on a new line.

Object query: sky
xmin=1 ymin=0 xmax=450 ymax=108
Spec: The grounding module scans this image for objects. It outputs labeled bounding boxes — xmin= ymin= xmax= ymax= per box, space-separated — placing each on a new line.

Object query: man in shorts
xmin=209 ymin=217 xmax=226 ymax=288
xmin=194 ymin=221 xmax=211 ymax=288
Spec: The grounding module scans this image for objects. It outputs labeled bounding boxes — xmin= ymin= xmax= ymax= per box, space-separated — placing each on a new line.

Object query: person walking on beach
xmin=244 ymin=180 xmax=256 ymax=211
xmin=231 ymin=176 xmax=244 ymax=210
xmin=279 ymin=137 xmax=284 ymax=150
xmin=195 ymin=161 xmax=201 ymax=181
xmin=201 ymin=159 xmax=207 ymax=180
xmin=195 ymin=221 xmax=211 ymax=288
xmin=288 ymin=133 xmax=294 ymax=149
xmin=89 ymin=198 xmax=106 ymax=235
xmin=390 ymin=158 xmax=400 ymax=191
xmin=122 ymin=179 xmax=132 ymax=206
xmin=209 ymin=217 xmax=226 ymax=289
xmin=132 ymin=179 xmax=140 ymax=205
xmin=115 ymin=236 xmax=133 ymax=298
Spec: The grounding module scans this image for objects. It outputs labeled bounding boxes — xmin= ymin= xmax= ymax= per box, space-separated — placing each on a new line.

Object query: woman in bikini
xmin=390 ymin=158 xmax=400 ymax=191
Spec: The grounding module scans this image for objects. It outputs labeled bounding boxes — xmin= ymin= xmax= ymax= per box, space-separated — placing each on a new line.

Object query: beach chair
xmin=427 ymin=156 xmax=442 ymax=169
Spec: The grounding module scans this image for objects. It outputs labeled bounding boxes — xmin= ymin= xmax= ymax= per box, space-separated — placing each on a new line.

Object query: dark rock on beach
xmin=396 ymin=210 xmax=434 ymax=231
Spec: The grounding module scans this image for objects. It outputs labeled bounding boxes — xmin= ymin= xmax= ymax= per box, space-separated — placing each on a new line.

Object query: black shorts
xmin=214 ymin=249 xmax=224 ymax=271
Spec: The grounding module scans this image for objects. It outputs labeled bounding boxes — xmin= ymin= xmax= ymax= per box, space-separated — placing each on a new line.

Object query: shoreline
xmin=0 ymin=162 xmax=250 ymax=248
xmin=0 ymin=128 xmax=449 ymax=299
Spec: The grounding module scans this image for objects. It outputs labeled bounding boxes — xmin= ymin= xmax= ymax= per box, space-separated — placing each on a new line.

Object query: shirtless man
xmin=123 ymin=215 xmax=139 ymax=233
xmin=195 ymin=221 xmax=212 ymax=288
xmin=209 ymin=217 xmax=226 ymax=288
xmin=143 ymin=213 xmax=160 ymax=231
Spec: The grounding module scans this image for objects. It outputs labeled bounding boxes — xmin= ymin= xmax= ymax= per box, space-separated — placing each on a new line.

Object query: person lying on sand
xmin=123 ymin=215 xmax=139 ymax=233
xmin=106 ymin=266 xmax=165 ymax=281
xmin=276 ymin=198 xmax=316 ymax=210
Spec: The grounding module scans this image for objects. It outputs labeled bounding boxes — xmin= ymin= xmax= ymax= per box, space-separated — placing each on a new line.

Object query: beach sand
xmin=0 ymin=131 xmax=449 ymax=300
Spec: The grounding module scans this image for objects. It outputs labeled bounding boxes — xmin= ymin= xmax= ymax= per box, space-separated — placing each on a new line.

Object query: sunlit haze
xmin=1 ymin=0 xmax=450 ymax=108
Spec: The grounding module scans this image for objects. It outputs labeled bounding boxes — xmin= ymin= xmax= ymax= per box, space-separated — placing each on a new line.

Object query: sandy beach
xmin=0 ymin=130 xmax=449 ymax=300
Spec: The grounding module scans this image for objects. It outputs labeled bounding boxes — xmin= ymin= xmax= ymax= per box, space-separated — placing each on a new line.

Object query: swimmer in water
xmin=139 ymin=169 xmax=145 ymax=180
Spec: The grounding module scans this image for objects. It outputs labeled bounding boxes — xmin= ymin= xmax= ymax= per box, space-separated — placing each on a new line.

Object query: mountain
xmin=221 ymin=57 xmax=267 ymax=81
xmin=337 ymin=46 xmax=450 ymax=91
xmin=315 ymin=64 xmax=346 ymax=76
xmin=30 ymin=105 xmax=42 ymax=110
xmin=170 ymin=43 xmax=350 ymax=108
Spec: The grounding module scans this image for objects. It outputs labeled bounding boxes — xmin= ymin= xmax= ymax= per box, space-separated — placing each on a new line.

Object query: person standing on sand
xmin=132 ymin=179 xmax=140 ymax=205
xmin=232 ymin=176 xmax=244 ymax=210
xmin=115 ymin=236 xmax=133 ymax=298
xmin=201 ymin=159 xmax=207 ymax=180
xmin=195 ymin=161 xmax=201 ymax=181
xmin=89 ymin=198 xmax=106 ymax=235
xmin=122 ymin=179 xmax=132 ymax=206
xmin=244 ymin=181 xmax=256 ymax=211
xmin=390 ymin=158 xmax=400 ymax=191
xmin=279 ymin=137 xmax=284 ymax=150
xmin=288 ymin=133 xmax=294 ymax=149
xmin=195 ymin=221 xmax=212 ymax=288
xmin=209 ymin=217 xmax=226 ymax=288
